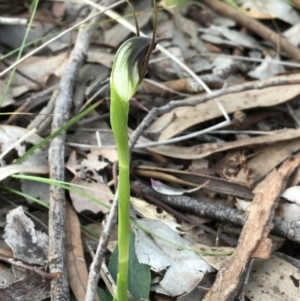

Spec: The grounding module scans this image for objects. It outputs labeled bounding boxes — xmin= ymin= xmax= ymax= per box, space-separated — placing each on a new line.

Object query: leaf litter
xmin=1 ymin=0 xmax=300 ymax=301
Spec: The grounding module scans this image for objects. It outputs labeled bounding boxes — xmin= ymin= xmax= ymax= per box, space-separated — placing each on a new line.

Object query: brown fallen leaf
xmin=69 ymin=173 xmax=112 ymax=215
xmin=11 ymin=52 xmax=68 ymax=96
xmin=66 ymin=151 xmax=113 ymax=214
xmin=66 ymin=202 xmax=101 ymax=301
xmin=134 ymin=165 xmax=253 ymax=199
xmin=149 ymin=73 xmax=300 ymax=141
xmin=233 ymin=139 xmax=300 ymax=187
xmin=148 ymin=128 xmax=300 ymax=160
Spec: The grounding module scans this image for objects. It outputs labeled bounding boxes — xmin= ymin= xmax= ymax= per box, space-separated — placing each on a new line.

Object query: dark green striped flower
xmin=110 ymin=36 xmax=162 ymax=101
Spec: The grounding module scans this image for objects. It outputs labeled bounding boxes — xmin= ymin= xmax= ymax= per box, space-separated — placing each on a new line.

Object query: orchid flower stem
xmin=109 ymin=2 xmax=161 ymax=300
xmin=110 ymin=88 xmax=130 ymax=301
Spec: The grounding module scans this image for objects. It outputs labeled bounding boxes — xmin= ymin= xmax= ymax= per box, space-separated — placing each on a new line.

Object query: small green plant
xmin=109 ymin=2 xmax=162 ymax=301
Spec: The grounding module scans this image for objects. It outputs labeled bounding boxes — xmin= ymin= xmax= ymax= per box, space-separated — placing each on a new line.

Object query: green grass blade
xmin=0 ymin=0 xmax=40 ymax=108
xmin=14 ymin=101 xmax=100 ymax=164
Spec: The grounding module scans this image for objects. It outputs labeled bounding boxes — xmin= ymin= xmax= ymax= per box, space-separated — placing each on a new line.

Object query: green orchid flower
xmin=110 ymin=36 xmax=161 ymax=101
xmin=109 ymin=18 xmax=162 ymax=301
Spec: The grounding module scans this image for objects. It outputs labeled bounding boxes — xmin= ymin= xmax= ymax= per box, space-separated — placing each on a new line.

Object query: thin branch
xmin=133 ymin=180 xmax=300 ymax=244
xmin=47 ymin=2 xmax=125 ymax=301
xmin=129 ymin=74 xmax=300 ymax=150
xmin=0 ymin=254 xmax=58 ymax=280
xmin=85 ymin=193 xmax=118 ymax=301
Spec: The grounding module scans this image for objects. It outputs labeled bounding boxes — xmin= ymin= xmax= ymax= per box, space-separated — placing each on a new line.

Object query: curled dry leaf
xmin=236 ymin=194 xmax=300 ymax=223
xmin=248 ymin=55 xmax=285 ymax=79
xmin=281 ymin=186 xmax=300 ymax=205
xmin=4 ymin=206 xmax=48 ymax=266
xmin=151 ymin=179 xmax=208 ymax=195
xmin=0 ymin=125 xmax=48 ymax=165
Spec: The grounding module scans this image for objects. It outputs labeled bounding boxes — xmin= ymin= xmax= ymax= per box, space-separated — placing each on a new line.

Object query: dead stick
xmin=0 ymin=254 xmax=58 ymax=280
xmin=133 ymin=180 xmax=300 ymax=243
xmin=202 ymin=156 xmax=300 ymax=301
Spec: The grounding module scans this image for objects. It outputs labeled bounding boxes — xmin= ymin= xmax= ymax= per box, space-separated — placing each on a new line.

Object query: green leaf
xmin=98 ymin=287 xmax=113 ymax=301
xmin=109 ymin=232 xmax=151 ymax=300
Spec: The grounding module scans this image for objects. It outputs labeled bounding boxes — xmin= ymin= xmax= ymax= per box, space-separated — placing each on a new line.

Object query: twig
xmin=133 ymin=178 xmax=300 ymax=244
xmin=27 ymin=89 xmax=58 ymax=135
xmin=48 ymin=2 xmax=125 ymax=301
xmin=202 ymin=156 xmax=300 ymax=301
xmin=238 ymin=258 xmax=255 ymax=301
xmin=85 ymin=193 xmax=118 ymax=301
xmin=6 ymin=85 xmax=58 ymax=125
xmin=0 ymin=253 xmax=58 ymax=280
xmin=130 ymin=183 xmax=237 ymax=246
xmin=133 ymin=119 xmax=229 ymax=148
xmin=129 ymin=74 xmax=300 ymax=150
xmin=201 ymin=0 xmax=300 ymax=62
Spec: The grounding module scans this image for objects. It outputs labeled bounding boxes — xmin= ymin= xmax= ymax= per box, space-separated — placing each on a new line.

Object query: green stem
xmin=110 ymin=88 xmax=130 ymax=301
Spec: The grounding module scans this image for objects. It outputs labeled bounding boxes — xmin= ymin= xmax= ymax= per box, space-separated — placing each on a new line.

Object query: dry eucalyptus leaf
xmin=11 ymin=52 xmax=68 ymax=95
xmin=3 ymin=207 xmax=48 ymax=266
xmin=130 ymin=196 xmax=176 ymax=222
xmin=133 ymin=218 xmax=214 ymax=296
xmin=0 ymin=125 xmax=48 ymax=166
xmin=233 ymin=139 xmax=300 ymax=186
xmin=66 ymin=202 xmax=101 ymax=301
xmin=245 ymin=255 xmax=300 ymax=301
xmin=192 ymin=243 xmax=234 ymax=270
xmin=87 ymin=148 xmax=118 ymax=164
xmin=152 ymin=73 xmax=300 ymax=141
xmin=104 ymin=0 xmax=152 ymax=47
xmin=0 ymin=80 xmax=14 ymax=108
xmin=200 ymin=33 xmax=237 ymax=47
xmin=0 ymin=268 xmax=50 ymax=301
xmin=87 ymin=49 xmax=115 ymax=68
xmin=211 ymin=25 xmax=261 ymax=49
xmin=150 ymin=128 xmax=300 ymax=160
xmin=283 ymin=23 xmax=300 ymax=46
xmin=21 ymin=180 xmax=50 ymax=204
xmin=236 ymin=0 xmax=300 ymax=24
xmin=69 ymin=172 xmax=112 ymax=214
xmin=248 ymin=56 xmax=285 ymax=79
